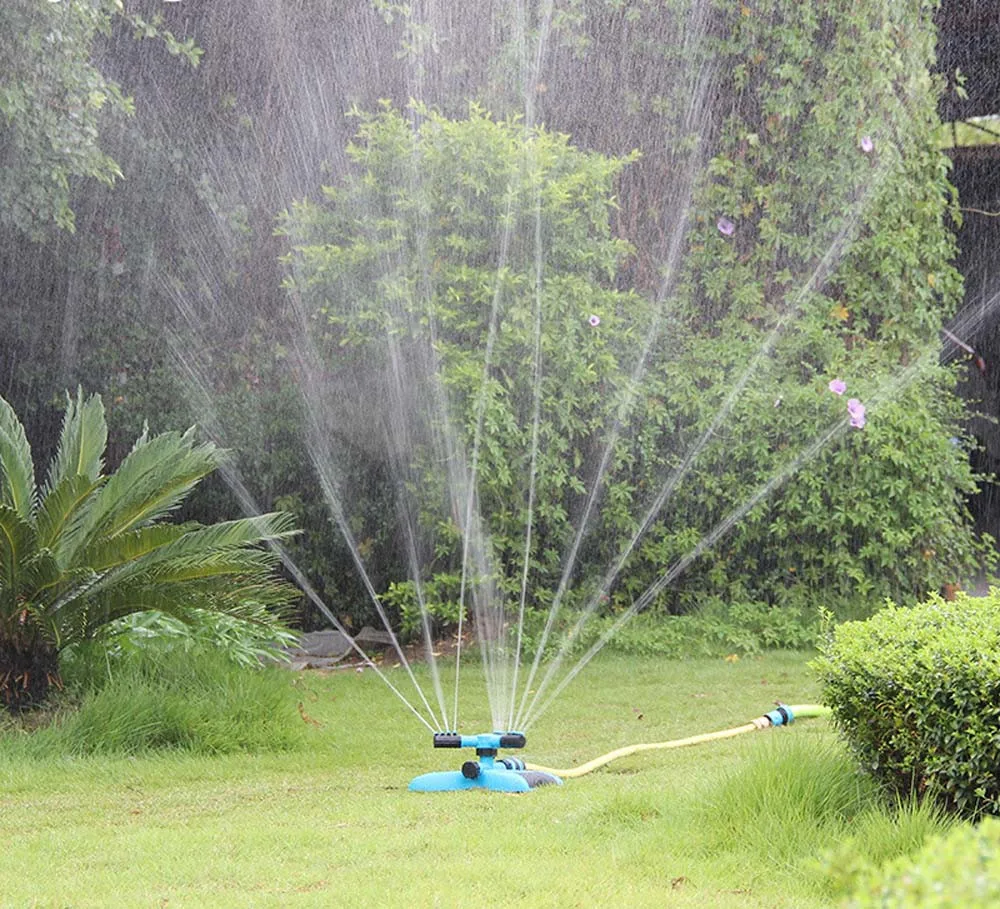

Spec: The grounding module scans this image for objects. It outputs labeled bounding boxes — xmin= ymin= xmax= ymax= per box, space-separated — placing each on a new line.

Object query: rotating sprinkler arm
xmin=433 ymin=732 xmax=527 ymax=750
xmin=525 ymin=703 xmax=831 ymax=779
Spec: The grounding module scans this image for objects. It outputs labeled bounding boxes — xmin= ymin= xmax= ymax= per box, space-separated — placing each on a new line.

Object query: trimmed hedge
xmin=849 ymin=816 xmax=1000 ymax=908
xmin=814 ymin=591 xmax=1000 ymax=818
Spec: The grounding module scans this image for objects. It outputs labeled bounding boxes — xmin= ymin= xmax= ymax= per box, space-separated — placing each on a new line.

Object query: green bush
xmin=814 ymin=591 xmax=1000 ymax=818
xmin=847 ymin=816 xmax=1000 ymax=908
xmin=281 ymin=102 xmax=653 ymax=618
xmin=62 ymin=607 xmax=300 ymax=677
xmin=562 ymin=597 xmax=821 ymax=659
xmin=381 ymin=573 xmax=465 ymax=640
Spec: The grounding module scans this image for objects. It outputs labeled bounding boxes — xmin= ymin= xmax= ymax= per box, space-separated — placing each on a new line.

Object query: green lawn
xmin=0 ymin=652 xmax=920 ymax=907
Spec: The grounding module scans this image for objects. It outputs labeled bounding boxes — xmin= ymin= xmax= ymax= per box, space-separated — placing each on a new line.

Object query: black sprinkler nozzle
xmin=461 ymin=761 xmax=481 ymax=779
xmin=431 ymin=731 xmax=526 ymax=750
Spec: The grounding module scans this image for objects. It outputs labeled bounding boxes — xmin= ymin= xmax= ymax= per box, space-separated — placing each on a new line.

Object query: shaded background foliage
xmin=0 ymin=0 xmax=994 ymax=634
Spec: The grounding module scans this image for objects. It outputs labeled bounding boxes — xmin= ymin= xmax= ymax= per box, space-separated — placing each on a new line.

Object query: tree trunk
xmin=0 ymin=637 xmax=60 ymax=714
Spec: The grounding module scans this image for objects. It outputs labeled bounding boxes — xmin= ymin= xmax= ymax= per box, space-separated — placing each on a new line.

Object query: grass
xmin=1 ymin=650 xmax=305 ymax=759
xmin=0 ymin=651 xmax=948 ymax=907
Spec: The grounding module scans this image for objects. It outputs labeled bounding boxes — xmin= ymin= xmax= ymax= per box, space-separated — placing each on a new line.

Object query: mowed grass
xmin=0 ymin=652 xmax=943 ymax=907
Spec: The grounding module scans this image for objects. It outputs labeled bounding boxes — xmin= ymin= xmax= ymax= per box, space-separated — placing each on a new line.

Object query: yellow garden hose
xmin=525 ymin=703 xmax=832 ymax=779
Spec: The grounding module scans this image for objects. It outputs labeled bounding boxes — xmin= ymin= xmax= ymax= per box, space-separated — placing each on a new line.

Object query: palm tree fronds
xmin=83 ymin=545 xmax=279 ymax=600
xmin=0 ymin=390 xmax=304 ymax=709
xmin=75 ymin=575 xmax=298 ymax=637
xmin=0 ymin=504 xmax=39 ymax=608
xmin=18 ymin=549 xmax=63 ymax=600
xmin=81 ymin=512 xmax=295 ymax=581
xmin=36 ymin=473 xmax=102 ymax=555
xmin=78 ymin=430 xmax=224 ymax=546
xmin=0 ymin=396 xmax=36 ymax=520
xmin=43 ymin=567 xmax=103 ymax=618
xmin=146 ymin=550 xmax=283 ymax=584
xmin=81 ymin=523 xmax=193 ymax=572
xmin=43 ymin=389 xmax=107 ymax=494
xmin=148 ymin=512 xmax=300 ymax=558
xmin=66 ymin=513 xmax=298 ymax=624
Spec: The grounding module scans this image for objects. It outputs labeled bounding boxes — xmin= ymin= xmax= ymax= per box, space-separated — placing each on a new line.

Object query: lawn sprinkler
xmin=408 ymin=732 xmax=563 ymax=792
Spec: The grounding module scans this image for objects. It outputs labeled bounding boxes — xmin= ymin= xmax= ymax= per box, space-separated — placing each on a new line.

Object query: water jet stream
xmin=519 ymin=294 xmax=1000 ymax=731
xmin=164 ymin=328 xmax=442 ymax=732
xmin=131 ymin=0 xmax=984 ymax=746
xmin=515 ymin=167 xmax=888 ymax=731
xmin=512 ymin=19 xmax=721 ymax=727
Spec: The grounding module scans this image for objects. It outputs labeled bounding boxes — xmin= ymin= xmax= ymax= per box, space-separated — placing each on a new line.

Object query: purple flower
xmin=860 ymin=136 xmax=874 ymax=154
xmin=847 ymin=398 xmax=866 ymax=429
xmin=828 ymin=378 xmax=847 ymax=396
xmin=588 ymin=314 xmax=601 ymax=327
xmin=716 ymin=216 xmax=735 ymax=236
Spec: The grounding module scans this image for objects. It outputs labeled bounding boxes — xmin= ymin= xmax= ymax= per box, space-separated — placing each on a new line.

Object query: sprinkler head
xmin=432 ymin=731 xmax=526 ymax=751
xmin=409 ymin=731 xmax=562 ymax=793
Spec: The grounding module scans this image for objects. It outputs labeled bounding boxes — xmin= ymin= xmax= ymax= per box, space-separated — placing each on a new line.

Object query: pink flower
xmin=860 ymin=136 xmax=874 ymax=154
xmin=588 ymin=314 xmax=601 ymax=327
xmin=847 ymin=398 xmax=866 ymax=429
xmin=828 ymin=378 xmax=847 ymax=396
xmin=716 ymin=216 xmax=735 ymax=236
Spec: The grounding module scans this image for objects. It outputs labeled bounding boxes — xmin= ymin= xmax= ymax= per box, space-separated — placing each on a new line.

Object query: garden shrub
xmin=381 ymin=574 xmax=465 ymax=639
xmin=281 ymin=102 xmax=657 ymax=624
xmin=847 ymin=815 xmax=1000 ymax=908
xmin=616 ymin=0 xmax=992 ymax=615
xmin=563 ymin=597 xmax=821 ymax=659
xmin=814 ymin=591 xmax=1000 ymax=818
xmin=62 ymin=607 xmax=300 ymax=677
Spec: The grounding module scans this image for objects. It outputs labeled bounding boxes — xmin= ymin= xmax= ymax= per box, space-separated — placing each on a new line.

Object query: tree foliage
xmin=618 ymin=0 xmax=992 ymax=614
xmin=281 ymin=0 xmax=991 ymax=632
xmin=282 ymin=103 xmax=651 ymax=619
xmin=0 ymin=0 xmax=198 ymax=239
xmin=0 ymin=0 xmax=991 ymax=638
xmin=0 ymin=0 xmax=128 ymax=236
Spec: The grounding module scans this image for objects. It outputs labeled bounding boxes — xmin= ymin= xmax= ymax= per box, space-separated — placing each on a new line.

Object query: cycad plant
xmin=0 ymin=389 xmax=299 ymax=712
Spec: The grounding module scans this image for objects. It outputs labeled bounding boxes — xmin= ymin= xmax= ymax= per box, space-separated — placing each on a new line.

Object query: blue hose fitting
xmin=763 ymin=704 xmax=794 ymax=727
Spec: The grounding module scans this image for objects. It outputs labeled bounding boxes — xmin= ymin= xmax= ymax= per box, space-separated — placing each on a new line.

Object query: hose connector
xmin=763 ymin=703 xmax=793 ymax=727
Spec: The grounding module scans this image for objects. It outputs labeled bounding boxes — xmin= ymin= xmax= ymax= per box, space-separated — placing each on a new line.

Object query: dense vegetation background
xmin=0 ymin=0 xmax=992 ymax=638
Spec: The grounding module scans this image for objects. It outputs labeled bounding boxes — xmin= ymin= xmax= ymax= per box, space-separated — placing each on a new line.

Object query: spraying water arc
xmin=47 ymin=0 xmax=988 ymax=793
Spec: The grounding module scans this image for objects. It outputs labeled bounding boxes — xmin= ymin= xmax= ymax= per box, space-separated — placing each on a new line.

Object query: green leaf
xmin=0 ymin=395 xmax=36 ymax=520
xmin=36 ymin=473 xmax=102 ymax=554
xmin=70 ymin=427 xmax=221 ymax=553
xmin=44 ymin=388 xmax=107 ymax=493
xmin=0 ymin=504 xmax=39 ymax=608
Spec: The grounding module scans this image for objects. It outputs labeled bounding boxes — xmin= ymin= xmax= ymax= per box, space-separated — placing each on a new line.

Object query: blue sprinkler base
xmin=408 ymin=731 xmax=563 ymax=792
xmin=408 ymin=767 xmax=562 ymax=792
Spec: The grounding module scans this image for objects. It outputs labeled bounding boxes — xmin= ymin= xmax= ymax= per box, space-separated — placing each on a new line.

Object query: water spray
xmin=409 ymin=731 xmax=563 ymax=792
